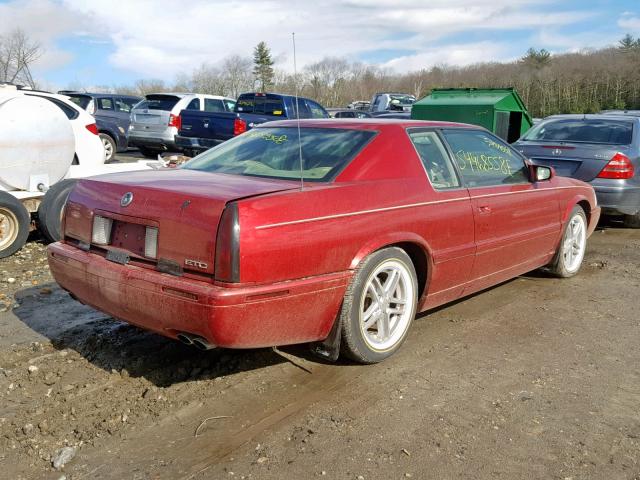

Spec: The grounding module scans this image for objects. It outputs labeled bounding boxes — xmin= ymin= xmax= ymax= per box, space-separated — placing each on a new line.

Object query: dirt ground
xmin=0 ymin=221 xmax=639 ymax=480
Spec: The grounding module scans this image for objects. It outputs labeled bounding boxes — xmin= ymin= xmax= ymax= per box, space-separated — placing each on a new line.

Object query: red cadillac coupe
xmin=48 ymin=120 xmax=600 ymax=363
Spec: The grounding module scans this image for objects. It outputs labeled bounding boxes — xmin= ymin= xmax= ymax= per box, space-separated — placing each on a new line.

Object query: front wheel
xmin=340 ymin=247 xmax=418 ymax=364
xmin=548 ymin=206 xmax=587 ymax=278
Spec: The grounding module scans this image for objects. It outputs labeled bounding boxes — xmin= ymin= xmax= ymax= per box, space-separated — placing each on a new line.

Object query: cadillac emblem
xmin=551 ymin=148 xmax=562 ymax=156
xmin=120 ymin=192 xmax=134 ymax=207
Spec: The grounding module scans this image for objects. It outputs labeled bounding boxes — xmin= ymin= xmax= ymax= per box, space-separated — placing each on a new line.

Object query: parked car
xmin=65 ymin=92 xmax=142 ymax=162
xmin=128 ymin=93 xmax=235 ymax=158
xmin=330 ymin=109 xmax=372 ymax=119
xmin=48 ymin=119 xmax=599 ymax=364
xmin=515 ymin=114 xmax=640 ymax=227
xmin=21 ymin=90 xmax=105 ymax=167
xmin=176 ymin=92 xmax=328 ymax=156
xmin=370 ymin=92 xmax=415 ymax=114
xmin=348 ymin=100 xmax=370 ymax=111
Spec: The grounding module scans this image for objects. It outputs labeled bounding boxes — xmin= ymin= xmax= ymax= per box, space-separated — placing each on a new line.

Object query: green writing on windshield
xmin=455 ymin=150 xmax=513 ymax=175
xmin=246 ymin=130 xmax=288 ymax=145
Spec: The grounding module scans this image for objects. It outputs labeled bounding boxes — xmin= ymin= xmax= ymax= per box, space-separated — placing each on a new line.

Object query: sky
xmin=1 ymin=0 xmax=639 ymax=90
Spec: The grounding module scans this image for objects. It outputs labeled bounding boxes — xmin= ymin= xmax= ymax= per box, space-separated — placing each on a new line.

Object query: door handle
xmin=478 ymin=205 xmax=492 ymax=214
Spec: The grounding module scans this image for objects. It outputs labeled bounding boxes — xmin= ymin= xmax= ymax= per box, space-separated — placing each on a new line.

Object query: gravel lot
xmin=0 ymin=220 xmax=639 ymax=479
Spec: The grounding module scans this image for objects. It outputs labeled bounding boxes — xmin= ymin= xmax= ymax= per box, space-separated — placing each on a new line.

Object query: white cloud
xmin=0 ymin=0 xmax=87 ymax=72
xmin=618 ymin=15 xmax=640 ymax=31
xmin=0 ymin=0 xmax=619 ymax=81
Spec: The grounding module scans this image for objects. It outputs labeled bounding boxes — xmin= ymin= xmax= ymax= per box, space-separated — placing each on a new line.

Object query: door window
xmin=305 ymin=100 xmax=328 ymax=118
xmin=115 ymin=98 xmax=134 ymax=113
xmin=407 ymin=130 xmax=460 ymax=189
xmin=98 ymin=98 xmax=114 ymax=111
xmin=441 ymin=130 xmax=528 ymax=187
xmin=204 ymin=99 xmax=225 ymax=112
xmin=185 ymin=98 xmax=201 ymax=110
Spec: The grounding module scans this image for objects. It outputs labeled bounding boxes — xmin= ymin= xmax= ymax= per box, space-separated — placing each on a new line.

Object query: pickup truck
xmin=175 ymin=92 xmax=329 ymax=155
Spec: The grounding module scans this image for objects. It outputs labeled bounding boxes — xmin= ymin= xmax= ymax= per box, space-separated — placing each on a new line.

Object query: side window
xmin=224 ymin=100 xmax=236 ymax=111
xmin=441 ymin=130 xmax=528 ymax=187
xmin=98 ymin=97 xmax=114 ymax=111
xmin=115 ymin=97 xmax=133 ymax=113
xmin=291 ymin=98 xmax=310 ymax=118
xmin=185 ymin=98 xmax=200 ymax=110
xmin=204 ymin=99 xmax=224 ymax=112
xmin=407 ymin=130 xmax=460 ymax=189
xmin=306 ymin=100 xmax=327 ymax=118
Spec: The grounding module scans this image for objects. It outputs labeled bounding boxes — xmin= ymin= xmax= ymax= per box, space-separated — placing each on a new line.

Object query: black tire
xmin=37 ymin=179 xmax=78 ymax=242
xmin=548 ymin=206 xmax=587 ymax=278
xmin=0 ymin=192 xmax=30 ymax=259
xmin=138 ymin=147 xmax=160 ymax=159
xmin=340 ymin=247 xmax=418 ymax=364
xmin=99 ymin=133 xmax=116 ymax=162
xmin=623 ymin=212 xmax=640 ymax=229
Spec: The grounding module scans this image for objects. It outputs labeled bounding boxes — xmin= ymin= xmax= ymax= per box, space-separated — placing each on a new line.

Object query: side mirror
xmin=531 ymin=164 xmax=554 ymax=182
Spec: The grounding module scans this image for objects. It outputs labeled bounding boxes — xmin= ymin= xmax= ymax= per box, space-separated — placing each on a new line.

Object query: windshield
xmin=522 ymin=118 xmax=633 ymax=145
xmin=67 ymin=94 xmax=92 ymax=110
xmin=134 ymin=94 xmax=181 ymax=111
xmin=184 ymin=127 xmax=376 ymax=182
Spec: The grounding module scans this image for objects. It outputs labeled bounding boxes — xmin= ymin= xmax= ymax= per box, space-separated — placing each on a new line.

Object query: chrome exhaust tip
xmin=191 ymin=337 xmax=216 ymax=351
xmin=176 ymin=333 xmax=194 ymax=345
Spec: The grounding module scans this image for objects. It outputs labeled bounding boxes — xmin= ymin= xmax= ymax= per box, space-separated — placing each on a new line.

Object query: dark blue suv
xmin=63 ymin=92 xmax=142 ymax=161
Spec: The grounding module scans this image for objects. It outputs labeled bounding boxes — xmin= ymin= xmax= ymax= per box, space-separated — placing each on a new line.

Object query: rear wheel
xmin=99 ymin=133 xmax=116 ymax=162
xmin=340 ymin=247 xmax=418 ymax=364
xmin=548 ymin=206 xmax=587 ymax=278
xmin=0 ymin=192 xmax=30 ymax=258
xmin=37 ymin=179 xmax=78 ymax=242
xmin=623 ymin=212 xmax=640 ymax=229
xmin=138 ymin=147 xmax=160 ymax=159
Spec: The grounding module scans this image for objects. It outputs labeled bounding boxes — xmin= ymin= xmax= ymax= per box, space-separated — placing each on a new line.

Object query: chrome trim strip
xmin=256 ymin=185 xmax=585 ymax=230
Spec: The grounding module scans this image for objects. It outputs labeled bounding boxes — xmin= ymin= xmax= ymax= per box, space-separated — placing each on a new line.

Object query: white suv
xmin=128 ymin=93 xmax=235 ymax=158
xmin=21 ymin=90 xmax=105 ymax=167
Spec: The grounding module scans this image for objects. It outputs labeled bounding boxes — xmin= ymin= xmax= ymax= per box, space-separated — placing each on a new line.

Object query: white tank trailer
xmin=0 ymin=85 xmax=163 ymax=258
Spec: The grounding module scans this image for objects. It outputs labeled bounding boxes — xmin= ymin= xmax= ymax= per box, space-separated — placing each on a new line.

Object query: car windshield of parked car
xmin=134 ymin=95 xmax=181 ymax=111
xmin=184 ymin=127 xmax=376 ymax=182
xmin=522 ymin=118 xmax=633 ymax=145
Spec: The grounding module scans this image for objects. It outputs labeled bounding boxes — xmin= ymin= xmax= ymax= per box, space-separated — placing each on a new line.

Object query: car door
xmin=440 ymin=129 xmax=561 ymax=293
xmin=406 ymin=128 xmax=475 ymax=308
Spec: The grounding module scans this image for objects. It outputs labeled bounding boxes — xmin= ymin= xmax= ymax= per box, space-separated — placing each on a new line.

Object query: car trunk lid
xmin=515 ymin=141 xmax=633 ymax=182
xmin=65 ymin=169 xmax=299 ymax=276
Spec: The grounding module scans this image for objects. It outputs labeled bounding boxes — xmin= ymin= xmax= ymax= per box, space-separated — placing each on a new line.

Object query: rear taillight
xmin=233 ymin=118 xmax=247 ymax=136
xmin=214 ymin=203 xmax=240 ymax=282
xmin=92 ymin=215 xmax=113 ymax=245
xmin=85 ymin=123 xmax=99 ymax=135
xmin=168 ymin=114 xmax=181 ymax=130
xmin=597 ymin=152 xmax=635 ymax=179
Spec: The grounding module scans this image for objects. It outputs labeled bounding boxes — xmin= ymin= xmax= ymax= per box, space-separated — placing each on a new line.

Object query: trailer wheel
xmin=37 ymin=179 xmax=78 ymax=242
xmin=0 ymin=192 xmax=30 ymax=258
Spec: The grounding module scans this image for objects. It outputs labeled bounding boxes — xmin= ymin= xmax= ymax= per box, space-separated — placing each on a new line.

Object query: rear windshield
xmin=522 ymin=118 xmax=634 ymax=145
xmin=235 ymin=95 xmax=285 ymax=116
xmin=67 ymin=94 xmax=92 ymax=110
xmin=134 ymin=94 xmax=181 ymax=111
xmin=184 ymin=127 xmax=376 ymax=182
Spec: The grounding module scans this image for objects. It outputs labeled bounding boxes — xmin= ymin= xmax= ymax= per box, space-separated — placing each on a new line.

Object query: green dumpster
xmin=411 ymin=88 xmax=533 ymax=143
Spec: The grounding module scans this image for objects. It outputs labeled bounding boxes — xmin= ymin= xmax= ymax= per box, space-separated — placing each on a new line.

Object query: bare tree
xmin=0 ymin=29 xmax=42 ymax=88
xmin=221 ymin=55 xmax=253 ymax=98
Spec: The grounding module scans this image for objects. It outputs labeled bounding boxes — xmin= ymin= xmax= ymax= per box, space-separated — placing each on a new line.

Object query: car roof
xmin=259 ymin=118 xmax=478 ymax=130
xmin=66 ymin=92 xmax=141 ymax=99
xmin=543 ymin=113 xmax=638 ymax=122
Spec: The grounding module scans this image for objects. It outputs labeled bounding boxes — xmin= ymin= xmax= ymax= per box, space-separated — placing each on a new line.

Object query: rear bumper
xmin=592 ymin=183 xmax=640 ymax=215
xmin=47 ymin=242 xmax=350 ymax=349
xmin=175 ymin=135 xmax=223 ymax=153
xmin=128 ymin=131 xmax=177 ymax=151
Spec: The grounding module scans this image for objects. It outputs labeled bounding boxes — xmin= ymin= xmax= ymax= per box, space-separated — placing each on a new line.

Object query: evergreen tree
xmin=618 ymin=34 xmax=636 ymax=51
xmin=521 ymin=48 xmax=552 ymax=68
xmin=253 ymin=41 xmax=275 ymax=92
